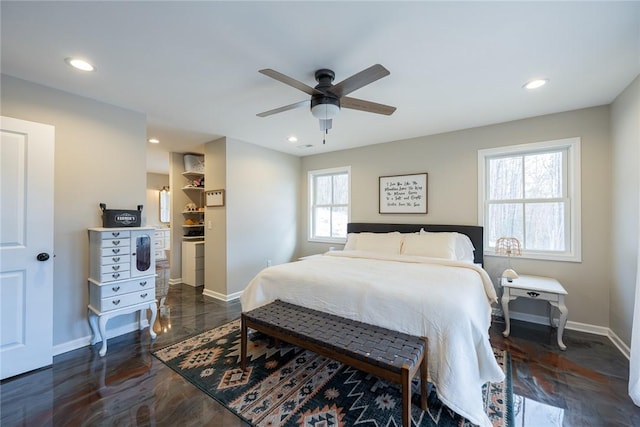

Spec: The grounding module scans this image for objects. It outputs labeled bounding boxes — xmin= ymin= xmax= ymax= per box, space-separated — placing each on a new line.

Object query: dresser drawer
xmin=510 ymin=287 xmax=559 ymax=302
xmin=97 ymin=260 xmax=130 ymax=271
xmin=99 ymin=270 xmax=131 ymax=283
xmin=91 ymin=277 xmax=155 ymax=299
xmin=99 ymin=230 xmax=131 ymax=239
xmin=100 ymin=246 xmax=131 ymax=257
xmin=101 ymin=254 xmax=127 ymax=266
xmin=100 ymin=237 xmax=130 ymax=249
xmin=92 ymin=289 xmax=156 ymax=312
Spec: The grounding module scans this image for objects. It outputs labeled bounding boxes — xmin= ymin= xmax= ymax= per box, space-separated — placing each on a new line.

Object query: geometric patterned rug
xmin=153 ymin=319 xmax=513 ymax=427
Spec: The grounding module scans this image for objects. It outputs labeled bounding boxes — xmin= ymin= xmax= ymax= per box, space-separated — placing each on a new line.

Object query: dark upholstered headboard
xmin=346 ymin=223 xmax=484 ymax=265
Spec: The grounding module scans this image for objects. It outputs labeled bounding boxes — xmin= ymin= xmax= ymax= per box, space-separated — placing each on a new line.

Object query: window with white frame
xmin=478 ymin=138 xmax=581 ymax=262
xmin=309 ymin=166 xmax=350 ymax=243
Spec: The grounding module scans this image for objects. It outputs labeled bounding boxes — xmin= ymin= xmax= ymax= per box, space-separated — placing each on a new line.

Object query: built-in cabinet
xmin=154 ymin=228 xmax=170 ymax=260
xmin=180 ymin=170 xmax=205 ymax=287
xmin=182 ymin=240 xmax=204 ymax=286
xmin=87 ymin=227 xmax=157 ymax=356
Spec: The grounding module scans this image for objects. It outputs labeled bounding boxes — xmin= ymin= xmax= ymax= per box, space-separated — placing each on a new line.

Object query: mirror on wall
xmin=159 ymin=186 xmax=170 ymax=223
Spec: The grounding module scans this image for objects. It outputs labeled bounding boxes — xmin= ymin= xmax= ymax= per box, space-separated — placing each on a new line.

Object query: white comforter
xmin=240 ymin=250 xmax=504 ymax=427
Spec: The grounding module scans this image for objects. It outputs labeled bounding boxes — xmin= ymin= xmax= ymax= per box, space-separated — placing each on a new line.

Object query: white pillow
xmin=402 ymin=232 xmax=456 ymax=259
xmin=418 ymin=229 xmax=476 ymax=262
xmin=344 ymin=233 xmax=358 ymax=250
xmin=347 ymin=232 xmax=404 ymax=254
xmin=452 ymin=233 xmax=476 ymax=263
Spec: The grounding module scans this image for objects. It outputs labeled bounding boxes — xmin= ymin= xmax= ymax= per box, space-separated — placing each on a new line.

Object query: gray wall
xmin=203 ymin=138 xmax=227 ymax=297
xmin=1 ymin=74 xmax=147 ymax=351
xmin=611 ymin=75 xmax=640 ymax=345
xmin=226 ymin=138 xmax=299 ymax=295
xmin=300 ymin=106 xmax=612 ymax=329
xmin=202 ymin=137 xmax=300 ymax=299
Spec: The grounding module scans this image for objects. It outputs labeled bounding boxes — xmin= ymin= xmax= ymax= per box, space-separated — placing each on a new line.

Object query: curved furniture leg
xmin=88 ymin=309 xmax=100 ymax=345
xmin=501 ymin=292 xmax=512 ymax=337
xmin=551 ymin=299 xmax=568 ymax=350
xmin=148 ymin=302 xmax=157 ymax=340
xmin=98 ymin=315 xmax=109 ymax=357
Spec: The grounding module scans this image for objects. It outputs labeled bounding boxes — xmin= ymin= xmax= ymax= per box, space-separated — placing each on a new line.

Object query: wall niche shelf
xmin=181 ymin=170 xmax=205 ymax=242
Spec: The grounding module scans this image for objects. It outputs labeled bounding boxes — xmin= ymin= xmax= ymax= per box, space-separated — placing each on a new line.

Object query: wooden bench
xmin=241 ymin=300 xmax=428 ymax=427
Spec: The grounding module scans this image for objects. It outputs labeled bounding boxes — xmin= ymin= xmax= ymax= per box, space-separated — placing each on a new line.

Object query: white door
xmin=0 ymin=116 xmax=54 ymax=380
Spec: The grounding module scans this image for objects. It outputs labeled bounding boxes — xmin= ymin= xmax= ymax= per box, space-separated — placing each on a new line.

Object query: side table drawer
xmin=510 ymin=287 xmax=559 ymax=302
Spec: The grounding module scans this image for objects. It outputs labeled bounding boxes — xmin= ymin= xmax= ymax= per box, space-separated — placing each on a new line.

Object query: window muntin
xmin=309 ymin=167 xmax=350 ymax=243
xmin=479 ymin=138 xmax=581 ymax=262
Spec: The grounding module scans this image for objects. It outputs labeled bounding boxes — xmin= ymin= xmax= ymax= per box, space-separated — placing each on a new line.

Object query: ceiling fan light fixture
xmin=311 ymin=102 xmax=340 ymax=120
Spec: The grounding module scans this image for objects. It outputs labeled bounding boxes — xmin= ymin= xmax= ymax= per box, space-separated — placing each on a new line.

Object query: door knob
xmin=37 ymin=253 xmax=50 ymax=261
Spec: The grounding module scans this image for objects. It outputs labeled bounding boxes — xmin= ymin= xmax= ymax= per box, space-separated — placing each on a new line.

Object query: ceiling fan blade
xmin=341 ymin=96 xmax=396 ymax=116
xmin=256 ymin=100 xmax=309 ymax=117
xmin=329 ymin=64 xmax=390 ymax=98
xmin=259 ymin=69 xmax=324 ymax=96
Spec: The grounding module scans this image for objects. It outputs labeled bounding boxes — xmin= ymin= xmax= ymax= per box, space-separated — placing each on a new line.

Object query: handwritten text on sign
xmin=379 ymin=173 xmax=428 ymax=214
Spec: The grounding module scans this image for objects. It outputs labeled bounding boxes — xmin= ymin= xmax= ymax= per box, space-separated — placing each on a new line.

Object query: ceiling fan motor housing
xmin=311 ymin=69 xmax=340 ymax=119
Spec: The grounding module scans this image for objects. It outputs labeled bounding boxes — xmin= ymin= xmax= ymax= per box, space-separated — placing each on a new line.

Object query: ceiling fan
xmin=257 ymin=64 xmax=396 ymax=134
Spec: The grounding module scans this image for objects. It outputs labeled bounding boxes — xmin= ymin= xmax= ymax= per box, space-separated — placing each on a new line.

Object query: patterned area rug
xmin=153 ymin=319 xmax=513 ymax=427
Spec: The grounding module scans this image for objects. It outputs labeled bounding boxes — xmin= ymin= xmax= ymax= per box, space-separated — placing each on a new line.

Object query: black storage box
xmin=100 ymin=203 xmax=143 ymax=228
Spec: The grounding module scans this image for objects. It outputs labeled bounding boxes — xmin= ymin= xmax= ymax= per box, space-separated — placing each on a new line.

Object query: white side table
xmin=501 ymin=274 xmax=568 ymax=350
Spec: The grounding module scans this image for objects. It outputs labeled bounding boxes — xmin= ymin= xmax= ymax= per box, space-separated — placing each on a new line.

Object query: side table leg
xmin=552 ymin=299 xmax=568 ymax=350
xmin=501 ymin=293 xmax=512 ymax=337
xmin=148 ymin=302 xmax=157 ymax=340
xmin=98 ymin=315 xmax=109 ymax=357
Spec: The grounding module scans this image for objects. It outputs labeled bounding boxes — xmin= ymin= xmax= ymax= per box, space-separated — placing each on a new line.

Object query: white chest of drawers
xmin=87 ymin=227 xmax=157 ymax=356
xmin=154 ymin=228 xmax=170 ymax=260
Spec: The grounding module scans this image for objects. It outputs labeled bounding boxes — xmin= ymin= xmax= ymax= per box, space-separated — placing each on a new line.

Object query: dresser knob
xmin=527 ymin=291 xmax=540 ymax=298
xmin=112 ymin=299 xmax=121 ymax=306
xmin=112 ymin=286 xmax=120 ymax=292
xmin=140 ymin=293 xmax=148 ymax=298
xmin=112 ymin=265 xmax=120 ymax=271
xmin=111 ymin=232 xmax=120 ymax=237
xmin=112 ymin=248 xmax=120 ymax=254
xmin=112 ymin=257 xmax=120 ymax=263
xmin=140 ymin=281 xmax=147 ymax=287
xmin=113 ymin=240 xmax=120 ymax=246
xmin=113 ymin=273 xmax=120 ymax=279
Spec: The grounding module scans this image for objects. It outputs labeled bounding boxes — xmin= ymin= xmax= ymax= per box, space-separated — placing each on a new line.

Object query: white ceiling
xmin=2 ymin=1 xmax=639 ymax=174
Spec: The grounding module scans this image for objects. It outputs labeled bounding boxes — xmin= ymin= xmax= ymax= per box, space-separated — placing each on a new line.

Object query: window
xmin=478 ymin=138 xmax=581 ymax=262
xmin=309 ymin=166 xmax=350 ymax=243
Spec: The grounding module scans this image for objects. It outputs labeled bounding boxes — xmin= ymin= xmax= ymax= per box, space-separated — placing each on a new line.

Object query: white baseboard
xmin=506 ymin=310 xmax=628 ymax=359
xmin=201 ymin=288 xmax=242 ymax=302
xmin=168 ymin=278 xmax=182 ymax=285
xmin=609 ymin=329 xmax=631 ymax=360
xmin=53 ymin=319 xmax=150 ymax=356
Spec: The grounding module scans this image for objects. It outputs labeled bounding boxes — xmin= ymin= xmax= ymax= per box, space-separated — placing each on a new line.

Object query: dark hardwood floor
xmin=2 ymin=270 xmax=639 ymax=426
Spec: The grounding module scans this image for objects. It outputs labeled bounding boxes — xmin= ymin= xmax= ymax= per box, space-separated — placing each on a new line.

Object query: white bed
xmin=240 ymin=226 xmax=504 ymax=427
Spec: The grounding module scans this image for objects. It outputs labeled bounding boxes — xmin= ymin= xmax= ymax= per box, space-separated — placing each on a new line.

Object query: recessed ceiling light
xmin=287 ymin=136 xmax=298 ymax=143
xmin=523 ymin=79 xmax=548 ymax=90
xmin=64 ymin=57 xmax=96 ymax=72
xmin=148 ymin=138 xmax=160 ymax=144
